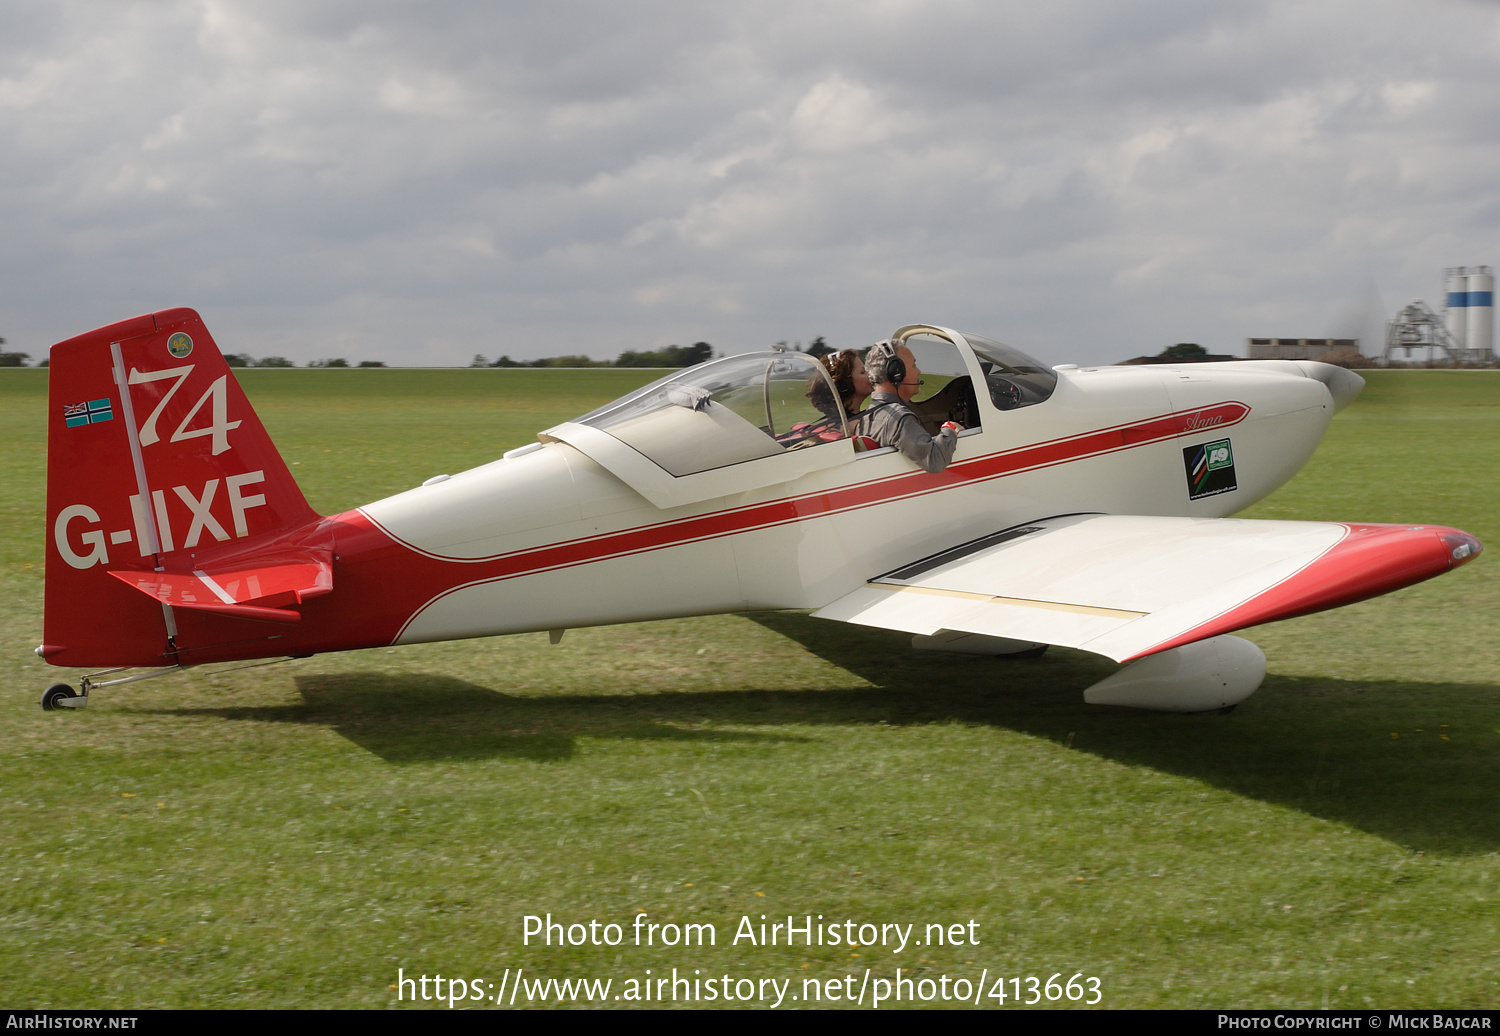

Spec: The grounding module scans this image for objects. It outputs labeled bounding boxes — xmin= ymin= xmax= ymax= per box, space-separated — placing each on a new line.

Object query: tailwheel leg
xmin=40 ymin=664 xmax=189 ymax=712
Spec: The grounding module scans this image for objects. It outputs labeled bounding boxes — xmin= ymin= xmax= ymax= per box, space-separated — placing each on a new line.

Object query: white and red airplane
xmin=38 ymin=308 xmax=1481 ymax=713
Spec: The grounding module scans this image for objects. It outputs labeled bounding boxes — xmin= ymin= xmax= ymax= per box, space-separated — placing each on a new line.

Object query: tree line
xmin=471 ymin=337 xmax=832 ymax=369
xmin=0 ymin=350 xmax=386 ymax=368
xmin=0 ymin=335 xmax=836 ymax=369
xmin=470 ymin=342 xmax=716 ymax=369
xmin=222 ymin=355 xmax=389 ymax=368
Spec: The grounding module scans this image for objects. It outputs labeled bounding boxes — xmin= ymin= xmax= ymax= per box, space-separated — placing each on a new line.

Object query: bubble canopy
xmin=569 ymin=351 xmax=847 ymax=477
xmin=540 ymin=328 xmax=1057 ymax=508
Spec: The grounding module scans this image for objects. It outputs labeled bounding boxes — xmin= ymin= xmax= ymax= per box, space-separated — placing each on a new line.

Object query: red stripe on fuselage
xmin=369 ymin=401 xmax=1252 ymax=567
xmin=375 ymin=402 xmax=1249 ymax=640
xmin=172 ymin=402 xmax=1251 ymax=662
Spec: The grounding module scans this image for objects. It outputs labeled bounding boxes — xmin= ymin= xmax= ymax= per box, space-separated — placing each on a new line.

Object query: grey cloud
xmin=2 ymin=0 xmax=1499 ymax=366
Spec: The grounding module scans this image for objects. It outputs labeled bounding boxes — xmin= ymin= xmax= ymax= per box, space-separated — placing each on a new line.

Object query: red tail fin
xmin=42 ymin=308 xmax=317 ymax=667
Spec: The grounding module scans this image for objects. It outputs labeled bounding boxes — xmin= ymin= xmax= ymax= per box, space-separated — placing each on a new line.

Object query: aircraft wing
xmin=108 ymin=550 xmax=333 ymax=625
xmin=812 ymin=514 xmax=1479 ymax=663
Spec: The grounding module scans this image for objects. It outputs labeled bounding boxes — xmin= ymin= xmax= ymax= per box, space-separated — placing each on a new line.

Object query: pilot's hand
xmin=942 ymin=420 xmax=963 ymax=432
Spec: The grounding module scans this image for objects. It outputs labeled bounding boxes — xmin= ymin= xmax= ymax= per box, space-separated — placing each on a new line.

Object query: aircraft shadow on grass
xmin=148 ymin=611 xmax=1498 ymax=855
xmin=747 ymin=611 xmax=1500 ymax=857
xmin=157 ymin=673 xmax=815 ymax=764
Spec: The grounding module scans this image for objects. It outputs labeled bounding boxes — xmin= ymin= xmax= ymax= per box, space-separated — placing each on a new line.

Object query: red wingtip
xmin=1127 ymin=523 xmax=1482 ymax=662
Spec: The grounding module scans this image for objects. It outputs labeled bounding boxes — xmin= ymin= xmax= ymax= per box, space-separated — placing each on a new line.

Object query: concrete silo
xmin=1466 ymin=266 xmax=1494 ymax=359
xmin=1445 ymin=267 xmax=1469 ymax=352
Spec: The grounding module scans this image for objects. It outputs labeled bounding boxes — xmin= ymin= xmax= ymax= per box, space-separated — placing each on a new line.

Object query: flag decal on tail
xmin=63 ymin=399 xmax=114 ymax=428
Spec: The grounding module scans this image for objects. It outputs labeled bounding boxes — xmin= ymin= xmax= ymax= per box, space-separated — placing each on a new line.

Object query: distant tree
xmin=490 ymin=355 xmax=524 ymax=368
xmin=805 ymin=336 xmax=833 ymax=359
xmin=0 ymin=352 xmax=30 ymax=367
xmin=37 ymin=358 xmax=48 ymax=368
xmin=542 ymin=355 xmax=604 ymax=368
xmin=617 ymin=342 xmax=712 ymax=367
xmin=469 ymin=354 xmax=489 ymax=368
xmin=223 ymin=353 xmax=253 ymax=367
xmin=1162 ymin=343 xmax=1207 ymax=359
xmin=254 ymin=356 xmax=295 ymax=368
xmin=357 ymin=360 xmax=386 ymax=368
xmin=666 ymin=342 xmax=711 ymax=367
xmin=308 ymin=358 xmax=351 ymax=368
xmin=1316 ymin=349 xmax=1375 ymax=370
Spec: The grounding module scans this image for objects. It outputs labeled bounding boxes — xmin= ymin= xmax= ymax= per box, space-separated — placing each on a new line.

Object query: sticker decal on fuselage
xmin=1184 ymin=438 xmax=1236 ymax=500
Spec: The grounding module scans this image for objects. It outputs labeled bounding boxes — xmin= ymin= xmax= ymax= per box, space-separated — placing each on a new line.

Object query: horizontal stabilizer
xmin=109 ymin=550 xmax=332 ymax=625
xmin=813 ymin=514 xmax=1480 ymax=663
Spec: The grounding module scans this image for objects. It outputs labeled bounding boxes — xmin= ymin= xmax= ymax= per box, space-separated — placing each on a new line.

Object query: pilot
xmin=856 ymin=340 xmax=962 ymax=474
xmin=808 ymin=349 xmax=873 ymax=424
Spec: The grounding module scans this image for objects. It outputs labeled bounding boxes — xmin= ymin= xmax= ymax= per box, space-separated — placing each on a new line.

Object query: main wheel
xmin=41 ymin=684 xmax=76 ymax=711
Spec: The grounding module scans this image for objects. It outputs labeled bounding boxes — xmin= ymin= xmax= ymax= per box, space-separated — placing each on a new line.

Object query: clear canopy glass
xmin=957 ymin=332 xmax=1058 ymax=411
xmin=572 ymin=352 xmax=848 ymax=476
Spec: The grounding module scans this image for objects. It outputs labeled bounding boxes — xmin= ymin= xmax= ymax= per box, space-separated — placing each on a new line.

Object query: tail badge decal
xmin=63 ymin=399 xmax=114 ymax=428
xmin=166 ymin=332 xmax=194 ymax=358
xmin=1184 ymin=438 xmax=1236 ymax=500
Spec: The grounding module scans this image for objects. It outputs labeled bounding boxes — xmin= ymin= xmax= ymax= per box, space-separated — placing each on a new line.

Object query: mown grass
xmin=0 ymin=368 xmax=1495 ymax=1010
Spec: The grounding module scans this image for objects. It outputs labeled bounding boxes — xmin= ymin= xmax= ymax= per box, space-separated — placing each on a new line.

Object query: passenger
xmin=856 ymin=340 xmax=962 ymax=474
xmin=778 ymin=350 xmax=874 ymax=447
xmin=807 ymin=349 xmax=873 ymax=425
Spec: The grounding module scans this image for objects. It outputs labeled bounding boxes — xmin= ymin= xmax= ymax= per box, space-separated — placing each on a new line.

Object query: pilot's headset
xmin=871 ymin=339 xmax=906 ymax=387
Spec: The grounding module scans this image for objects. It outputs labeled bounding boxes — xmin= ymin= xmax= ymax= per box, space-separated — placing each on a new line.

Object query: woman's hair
xmin=808 ymin=349 xmax=862 ymax=416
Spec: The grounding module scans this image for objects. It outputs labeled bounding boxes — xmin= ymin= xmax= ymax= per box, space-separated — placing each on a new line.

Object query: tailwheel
xmin=41 ymin=684 xmax=79 ymax=711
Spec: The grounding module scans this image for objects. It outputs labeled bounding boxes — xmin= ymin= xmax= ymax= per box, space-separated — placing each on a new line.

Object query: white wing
xmin=812 ymin=514 xmax=1478 ymax=663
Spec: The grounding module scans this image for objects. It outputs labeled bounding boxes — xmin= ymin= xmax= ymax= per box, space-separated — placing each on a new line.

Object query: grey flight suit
xmin=853 ymin=391 xmax=959 ymax=474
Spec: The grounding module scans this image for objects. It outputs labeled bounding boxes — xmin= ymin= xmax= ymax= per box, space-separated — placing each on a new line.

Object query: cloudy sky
xmin=3 ymin=1 xmax=1498 ymax=366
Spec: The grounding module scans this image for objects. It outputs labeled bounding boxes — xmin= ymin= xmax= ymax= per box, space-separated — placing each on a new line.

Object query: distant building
xmin=1246 ymin=338 xmax=1358 ymax=360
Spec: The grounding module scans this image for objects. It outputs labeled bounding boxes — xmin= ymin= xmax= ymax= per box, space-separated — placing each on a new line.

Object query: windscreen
xmin=958 ymin=333 xmax=1057 ymax=411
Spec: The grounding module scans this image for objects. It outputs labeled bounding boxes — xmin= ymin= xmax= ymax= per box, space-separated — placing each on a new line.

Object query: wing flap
xmin=811 ymin=581 xmax=1143 ymax=647
xmin=813 ymin=515 xmax=1478 ymax=662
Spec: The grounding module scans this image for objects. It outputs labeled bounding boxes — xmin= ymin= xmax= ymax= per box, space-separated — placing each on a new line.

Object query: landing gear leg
xmin=39 ymin=664 xmax=189 ymax=712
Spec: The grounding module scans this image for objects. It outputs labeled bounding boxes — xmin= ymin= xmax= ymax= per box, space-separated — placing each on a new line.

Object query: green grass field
xmin=0 ymin=368 xmax=1496 ymax=1010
